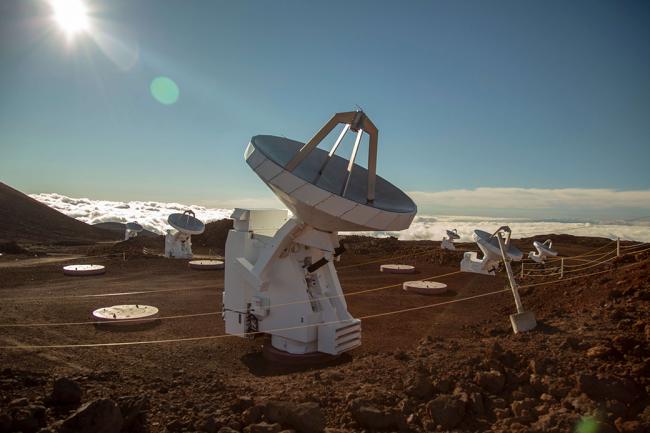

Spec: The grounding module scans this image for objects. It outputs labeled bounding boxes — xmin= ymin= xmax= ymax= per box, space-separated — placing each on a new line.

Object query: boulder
xmin=425 ymin=394 xmax=466 ymax=430
xmin=117 ymin=395 xmax=148 ymax=432
xmin=405 ymin=373 xmax=434 ymax=399
xmin=51 ymin=378 xmax=82 ymax=405
xmin=475 ymin=370 xmax=506 ymax=394
xmin=577 ymin=374 xmax=641 ymax=404
xmin=264 ymin=401 xmax=324 ymax=433
xmin=9 ymin=405 xmax=46 ymax=433
xmin=60 ymin=398 xmax=123 ymax=433
xmin=351 ymin=405 xmax=399 ymax=430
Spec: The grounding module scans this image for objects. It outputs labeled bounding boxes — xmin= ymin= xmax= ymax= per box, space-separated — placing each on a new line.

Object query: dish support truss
xmin=285 ymin=110 xmax=379 ymax=203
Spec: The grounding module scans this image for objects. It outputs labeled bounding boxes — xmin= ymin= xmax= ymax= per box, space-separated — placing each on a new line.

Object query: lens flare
xmin=150 ymin=77 xmax=180 ymax=105
xmin=49 ymin=0 xmax=89 ymax=36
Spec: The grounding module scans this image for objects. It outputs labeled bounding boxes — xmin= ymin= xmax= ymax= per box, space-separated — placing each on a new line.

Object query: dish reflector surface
xmin=168 ymin=212 xmax=205 ymax=235
xmin=533 ymin=240 xmax=558 ymax=256
xmin=126 ymin=222 xmax=143 ymax=232
xmin=247 ymin=135 xmax=416 ymax=232
xmin=446 ymin=229 xmax=460 ymax=240
xmin=473 ymin=229 xmax=523 ymax=261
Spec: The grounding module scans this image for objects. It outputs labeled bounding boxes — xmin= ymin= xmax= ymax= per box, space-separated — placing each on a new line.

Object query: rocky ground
xmin=0 ymin=237 xmax=648 ymax=433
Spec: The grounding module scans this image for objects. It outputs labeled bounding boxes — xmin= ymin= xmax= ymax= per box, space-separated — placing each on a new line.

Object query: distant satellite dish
xmin=460 ymin=229 xmax=523 ymax=275
xmin=63 ymin=264 xmax=106 ymax=276
xmin=124 ymin=222 xmax=143 ymax=241
xmin=528 ymin=239 xmax=558 ymax=263
xmin=441 ymin=228 xmax=460 ymax=250
xmin=224 ymin=110 xmax=416 ymax=361
xmin=165 ymin=210 xmax=205 ymax=259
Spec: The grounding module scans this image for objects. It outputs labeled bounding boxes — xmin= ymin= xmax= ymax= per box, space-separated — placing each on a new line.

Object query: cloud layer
xmin=409 ymin=187 xmax=650 ymax=218
xmin=31 ymin=193 xmax=231 ymax=234
xmin=30 ymin=192 xmax=650 ymax=242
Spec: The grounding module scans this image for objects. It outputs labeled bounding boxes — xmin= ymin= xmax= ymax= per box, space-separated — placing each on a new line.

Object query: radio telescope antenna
xmin=124 ymin=222 xmax=143 ymax=241
xmin=460 ymin=228 xmax=522 ymax=275
xmin=165 ymin=210 xmax=205 ymax=259
xmin=528 ymin=239 xmax=558 ymax=263
xmin=441 ymin=228 xmax=460 ymax=251
xmin=461 ymin=226 xmax=536 ymax=333
xmin=223 ymin=110 xmax=417 ymax=362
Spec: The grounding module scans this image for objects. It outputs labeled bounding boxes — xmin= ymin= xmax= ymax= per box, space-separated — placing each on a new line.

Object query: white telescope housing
xmin=528 ymin=239 xmax=558 ymax=263
xmin=124 ymin=222 xmax=143 ymax=241
xmin=223 ymin=110 xmax=417 ymax=358
xmin=441 ymin=228 xmax=460 ymax=251
xmin=165 ymin=210 xmax=205 ymax=259
xmin=460 ymin=229 xmax=523 ymax=275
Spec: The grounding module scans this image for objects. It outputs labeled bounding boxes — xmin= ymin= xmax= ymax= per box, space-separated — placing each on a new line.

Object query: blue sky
xmin=1 ymin=0 xmax=649 ymax=218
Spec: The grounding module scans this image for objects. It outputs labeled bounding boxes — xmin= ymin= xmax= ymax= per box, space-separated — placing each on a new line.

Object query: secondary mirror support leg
xmin=496 ymin=231 xmax=537 ymax=333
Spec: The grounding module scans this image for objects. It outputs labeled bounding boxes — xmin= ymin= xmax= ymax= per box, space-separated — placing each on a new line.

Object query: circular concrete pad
xmin=92 ymin=305 xmax=159 ymax=326
xmin=380 ymin=264 xmax=416 ymax=274
xmin=189 ymin=260 xmax=224 ymax=270
xmin=403 ymin=281 xmax=448 ymax=295
xmin=63 ymin=264 xmax=106 ymax=276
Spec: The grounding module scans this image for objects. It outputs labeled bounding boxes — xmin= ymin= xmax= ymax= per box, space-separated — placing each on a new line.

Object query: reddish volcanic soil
xmin=0 ymin=236 xmax=648 ymax=433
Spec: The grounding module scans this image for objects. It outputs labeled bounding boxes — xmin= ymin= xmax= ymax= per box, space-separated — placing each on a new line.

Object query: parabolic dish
xmin=533 ymin=240 xmax=558 ymax=256
xmin=403 ymin=281 xmax=448 ymax=295
xmin=168 ymin=213 xmax=205 ymax=235
xmin=189 ymin=259 xmax=224 ymax=270
xmin=126 ymin=222 xmax=143 ymax=232
xmin=245 ymin=135 xmax=417 ymax=232
xmin=63 ymin=264 xmax=106 ymax=276
xmin=92 ymin=305 xmax=159 ymax=325
xmin=473 ymin=229 xmax=523 ymax=261
xmin=380 ymin=264 xmax=416 ymax=274
xmin=446 ymin=229 xmax=460 ymax=240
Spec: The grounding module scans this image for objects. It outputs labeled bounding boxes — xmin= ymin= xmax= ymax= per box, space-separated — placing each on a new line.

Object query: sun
xmin=49 ymin=0 xmax=89 ymax=36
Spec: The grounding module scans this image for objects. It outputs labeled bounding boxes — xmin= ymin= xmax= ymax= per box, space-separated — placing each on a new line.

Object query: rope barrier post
xmin=520 ymin=262 xmax=524 ymax=278
xmin=617 ymin=237 xmax=620 ymax=257
xmin=123 ymin=252 xmax=126 ymax=261
xmin=560 ymin=258 xmax=564 ymax=279
xmin=496 ymin=231 xmax=537 ymax=333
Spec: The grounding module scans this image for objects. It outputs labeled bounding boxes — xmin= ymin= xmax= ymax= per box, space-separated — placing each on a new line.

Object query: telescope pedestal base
xmin=509 ymin=311 xmax=537 ymax=333
xmin=262 ymin=344 xmax=339 ymax=366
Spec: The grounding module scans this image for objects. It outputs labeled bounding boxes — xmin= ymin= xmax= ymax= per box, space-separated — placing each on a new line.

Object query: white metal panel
xmin=255 ymin=159 xmax=283 ymax=182
xmin=365 ymin=211 xmax=399 ymax=231
xmin=245 ymin=146 xmax=266 ymax=169
xmin=315 ymin=195 xmax=357 ymax=217
xmin=270 ymin=170 xmax=308 ymax=194
xmin=340 ymin=204 xmax=381 ymax=227
xmin=290 ymin=182 xmax=332 ymax=206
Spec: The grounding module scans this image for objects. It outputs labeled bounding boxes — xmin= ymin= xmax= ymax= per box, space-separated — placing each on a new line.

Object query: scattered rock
xmin=577 ymin=374 xmax=641 ymax=404
xmin=475 ymin=370 xmax=505 ymax=394
xmin=59 ymin=398 xmax=123 ymax=433
xmin=425 ymin=394 xmax=465 ymax=430
xmin=51 ymin=378 xmax=82 ymax=405
xmin=351 ymin=405 xmax=399 ymax=430
xmin=264 ymin=401 xmax=324 ymax=433
xmin=9 ymin=405 xmax=46 ymax=433
xmin=117 ymin=395 xmax=148 ymax=432
xmin=586 ymin=345 xmax=613 ymax=359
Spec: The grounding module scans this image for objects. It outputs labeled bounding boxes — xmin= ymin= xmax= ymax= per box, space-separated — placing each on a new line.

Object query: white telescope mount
xmin=528 ymin=239 xmax=558 ymax=263
xmin=165 ymin=210 xmax=205 ymax=259
xmin=223 ymin=110 xmax=417 ymax=360
xmin=441 ymin=229 xmax=460 ymax=251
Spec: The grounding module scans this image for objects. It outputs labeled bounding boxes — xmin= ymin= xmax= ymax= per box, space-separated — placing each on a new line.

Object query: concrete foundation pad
xmin=510 ymin=311 xmax=537 ymax=333
xmin=189 ymin=260 xmax=224 ymax=270
xmin=380 ymin=264 xmax=416 ymax=274
xmin=403 ymin=281 xmax=448 ymax=295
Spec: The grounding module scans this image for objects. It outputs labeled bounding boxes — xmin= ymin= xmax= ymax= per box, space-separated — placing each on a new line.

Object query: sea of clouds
xmin=30 ymin=193 xmax=650 ymax=242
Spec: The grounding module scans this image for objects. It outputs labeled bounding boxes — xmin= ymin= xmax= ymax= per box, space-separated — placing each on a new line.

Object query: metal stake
xmin=496 ymin=232 xmax=524 ymax=314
